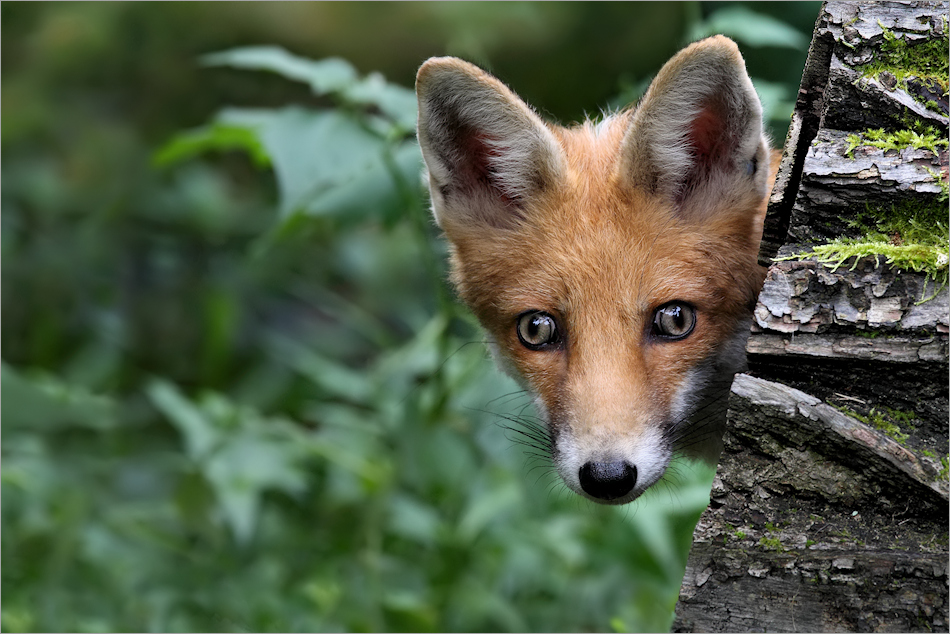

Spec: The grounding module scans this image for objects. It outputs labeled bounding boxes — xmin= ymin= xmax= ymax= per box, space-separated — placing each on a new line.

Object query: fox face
xmin=416 ymin=36 xmax=772 ymax=505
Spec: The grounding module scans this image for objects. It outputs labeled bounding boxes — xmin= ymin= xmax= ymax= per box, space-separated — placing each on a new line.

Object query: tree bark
xmin=675 ymin=1 xmax=949 ymax=631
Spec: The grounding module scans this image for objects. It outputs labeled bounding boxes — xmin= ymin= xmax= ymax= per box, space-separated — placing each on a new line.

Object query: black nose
xmin=578 ymin=460 xmax=637 ymax=501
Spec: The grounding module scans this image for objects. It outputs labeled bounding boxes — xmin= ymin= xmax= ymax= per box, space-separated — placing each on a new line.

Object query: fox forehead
xmin=447 ymin=115 xmax=757 ymax=322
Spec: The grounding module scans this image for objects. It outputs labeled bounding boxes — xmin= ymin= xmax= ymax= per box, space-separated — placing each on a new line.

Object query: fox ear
xmin=416 ymin=57 xmax=565 ymax=230
xmin=619 ymin=36 xmax=769 ymax=214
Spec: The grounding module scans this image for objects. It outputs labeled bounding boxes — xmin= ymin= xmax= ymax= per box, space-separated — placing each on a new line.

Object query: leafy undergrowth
xmin=3 ymin=46 xmax=715 ymax=633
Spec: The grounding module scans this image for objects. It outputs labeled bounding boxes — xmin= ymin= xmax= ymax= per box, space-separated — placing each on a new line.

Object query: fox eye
xmin=652 ymin=302 xmax=696 ymax=340
xmin=516 ymin=311 xmax=560 ymax=350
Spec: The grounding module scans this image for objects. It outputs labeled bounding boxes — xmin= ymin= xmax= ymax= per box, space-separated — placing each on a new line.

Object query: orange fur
xmin=417 ymin=37 xmax=778 ymax=504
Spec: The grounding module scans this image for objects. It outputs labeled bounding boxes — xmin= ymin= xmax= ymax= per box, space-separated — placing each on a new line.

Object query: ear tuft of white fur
xmin=620 ymin=36 xmax=769 ymax=213
xmin=415 ymin=57 xmax=565 ymax=230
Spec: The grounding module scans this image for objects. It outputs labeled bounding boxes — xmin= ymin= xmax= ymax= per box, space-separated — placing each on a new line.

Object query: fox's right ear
xmin=619 ymin=36 xmax=769 ymax=218
xmin=415 ymin=57 xmax=565 ymax=231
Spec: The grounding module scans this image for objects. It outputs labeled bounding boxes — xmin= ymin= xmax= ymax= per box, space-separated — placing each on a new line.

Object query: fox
xmin=415 ymin=36 xmax=779 ymax=505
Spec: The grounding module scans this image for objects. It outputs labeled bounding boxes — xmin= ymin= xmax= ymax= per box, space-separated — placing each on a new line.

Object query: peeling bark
xmin=677 ymin=1 xmax=949 ymax=631
xmin=787 ymin=130 xmax=946 ymax=245
xmin=674 ymin=376 xmax=948 ymax=634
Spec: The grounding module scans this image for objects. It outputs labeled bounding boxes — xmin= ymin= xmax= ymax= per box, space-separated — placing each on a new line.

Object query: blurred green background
xmin=2 ymin=3 xmax=820 ymax=632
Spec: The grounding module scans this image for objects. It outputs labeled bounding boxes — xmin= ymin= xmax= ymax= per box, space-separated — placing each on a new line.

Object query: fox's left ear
xmin=415 ymin=57 xmax=566 ymax=232
xmin=620 ymin=36 xmax=769 ymax=216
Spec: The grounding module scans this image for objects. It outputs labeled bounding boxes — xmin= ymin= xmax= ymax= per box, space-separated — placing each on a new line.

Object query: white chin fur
xmin=553 ymin=425 xmax=672 ymax=505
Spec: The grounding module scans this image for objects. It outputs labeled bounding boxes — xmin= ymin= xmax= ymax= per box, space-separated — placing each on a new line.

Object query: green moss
xmin=805 ymin=539 xmax=816 ymax=548
xmin=845 ymin=127 xmax=948 ymax=158
xmin=939 ymin=456 xmax=949 ymax=481
xmin=857 ymin=22 xmax=949 ymax=86
xmin=883 ymin=406 xmax=918 ymax=427
xmin=758 ymin=536 xmax=783 ymax=551
xmin=833 ymin=405 xmax=911 ymax=444
xmin=922 ymin=449 xmax=937 ymax=459
xmin=778 ymin=199 xmax=949 ymax=290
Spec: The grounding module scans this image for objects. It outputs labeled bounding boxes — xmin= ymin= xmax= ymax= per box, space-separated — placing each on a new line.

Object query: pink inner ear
xmin=688 ymin=103 xmax=735 ymax=170
xmin=455 ymin=129 xmax=519 ymax=208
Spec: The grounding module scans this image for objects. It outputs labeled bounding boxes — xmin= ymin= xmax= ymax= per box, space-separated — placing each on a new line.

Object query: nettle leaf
xmin=158 ymin=50 xmax=423 ymax=234
xmin=205 ymin=431 xmax=307 ymax=544
xmin=148 ymin=380 xmax=310 ymax=544
xmin=255 ymin=108 xmax=422 ymax=223
xmin=202 ymin=47 xmax=359 ymax=95
xmin=689 ymin=7 xmax=809 ymax=50
xmin=751 ymin=78 xmax=795 ymax=123
xmin=3 ymin=363 xmax=116 ymax=432
xmin=202 ymin=46 xmax=417 ymax=129
xmin=345 ymin=72 xmax=418 ymax=131
xmin=153 ymin=122 xmax=271 ymax=169
xmin=147 ymin=380 xmax=219 ymax=459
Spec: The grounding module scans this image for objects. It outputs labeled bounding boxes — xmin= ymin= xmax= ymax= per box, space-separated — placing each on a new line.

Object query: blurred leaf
xmin=152 ymin=122 xmax=271 ymax=169
xmin=689 ymin=6 xmax=809 ymax=50
xmin=2 ymin=363 xmax=116 ymax=431
xmin=148 ymin=381 xmax=310 ymax=544
xmin=205 ymin=431 xmax=307 ymax=544
xmin=147 ymin=379 xmax=218 ymax=459
xmin=456 ymin=479 xmax=522 ymax=543
xmin=752 ymin=78 xmax=795 ymax=125
xmin=266 ymin=333 xmax=375 ymax=403
xmin=255 ymin=108 xmax=421 ymax=223
xmin=203 ymin=47 xmax=417 ymax=129
xmin=387 ymin=494 xmax=443 ymax=544
xmin=344 ymin=72 xmax=418 ymax=131
xmin=202 ymin=47 xmax=359 ymax=95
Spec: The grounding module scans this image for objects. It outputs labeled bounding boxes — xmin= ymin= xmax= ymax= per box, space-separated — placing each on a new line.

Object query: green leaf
xmin=205 ymin=431 xmax=307 ymax=544
xmin=751 ymin=78 xmax=795 ymax=123
xmin=202 ymin=47 xmax=359 ymax=95
xmin=266 ymin=333 xmax=375 ymax=403
xmin=152 ymin=122 xmax=271 ymax=169
xmin=387 ymin=494 xmax=443 ymax=544
xmin=2 ymin=363 xmax=116 ymax=431
xmin=259 ymin=108 xmax=381 ymax=218
xmin=345 ymin=72 xmax=418 ymax=131
xmin=690 ymin=7 xmax=809 ymax=50
xmin=147 ymin=380 xmax=218 ymax=459
xmin=202 ymin=47 xmax=417 ymax=129
xmin=456 ymin=480 xmax=522 ymax=543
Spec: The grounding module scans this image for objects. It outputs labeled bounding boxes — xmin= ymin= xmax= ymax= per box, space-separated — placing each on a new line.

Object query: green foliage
xmin=3 ymin=5 xmax=818 ymax=631
xmin=758 ymin=536 xmax=784 ymax=552
xmin=686 ymin=5 xmax=810 ymax=50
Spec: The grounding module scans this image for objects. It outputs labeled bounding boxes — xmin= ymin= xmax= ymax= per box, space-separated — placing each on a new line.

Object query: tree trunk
xmin=675 ymin=2 xmax=949 ymax=631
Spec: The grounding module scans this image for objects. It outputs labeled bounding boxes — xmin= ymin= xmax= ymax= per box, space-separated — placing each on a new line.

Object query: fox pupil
xmin=517 ymin=311 xmax=558 ymax=349
xmin=653 ymin=302 xmax=695 ymax=339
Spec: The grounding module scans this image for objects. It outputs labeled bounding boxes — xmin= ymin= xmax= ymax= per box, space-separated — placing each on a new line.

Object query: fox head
xmin=416 ymin=36 xmax=771 ymax=505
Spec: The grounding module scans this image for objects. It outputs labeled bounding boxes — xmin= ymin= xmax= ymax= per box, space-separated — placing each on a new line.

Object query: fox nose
xmin=578 ymin=460 xmax=637 ymax=500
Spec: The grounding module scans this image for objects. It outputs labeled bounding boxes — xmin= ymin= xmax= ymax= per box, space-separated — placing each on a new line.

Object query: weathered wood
xmin=758 ymin=0 xmax=949 ymax=263
xmin=677 ymin=1 xmax=949 ymax=630
xmin=674 ymin=375 xmax=949 ymax=634
xmin=820 ymin=2 xmax=949 ymax=133
xmin=755 ymin=250 xmax=948 ymax=337
xmin=786 ymin=131 xmax=946 ymax=244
